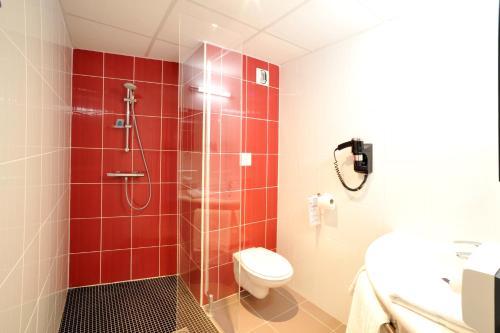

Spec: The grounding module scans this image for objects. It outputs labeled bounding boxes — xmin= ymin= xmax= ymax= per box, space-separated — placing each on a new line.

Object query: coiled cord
xmin=334 ymin=148 xmax=368 ymax=192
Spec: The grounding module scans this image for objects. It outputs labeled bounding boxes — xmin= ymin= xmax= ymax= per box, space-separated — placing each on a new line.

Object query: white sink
xmin=365 ymin=232 xmax=477 ymax=333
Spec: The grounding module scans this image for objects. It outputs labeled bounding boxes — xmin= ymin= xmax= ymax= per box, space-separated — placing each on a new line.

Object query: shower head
xmin=123 ymin=82 xmax=136 ymax=91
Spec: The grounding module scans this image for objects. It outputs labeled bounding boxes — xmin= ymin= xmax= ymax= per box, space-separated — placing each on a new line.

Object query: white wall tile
xmin=0 ymin=0 xmax=72 ymax=330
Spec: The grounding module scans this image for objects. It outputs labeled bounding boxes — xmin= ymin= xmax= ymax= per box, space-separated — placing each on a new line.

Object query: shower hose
xmin=124 ymin=100 xmax=152 ymax=210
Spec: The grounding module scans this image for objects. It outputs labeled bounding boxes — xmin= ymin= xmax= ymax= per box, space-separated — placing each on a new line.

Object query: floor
xmin=210 ymin=287 xmax=346 ymax=333
xmin=59 ymin=276 xmax=218 ymax=333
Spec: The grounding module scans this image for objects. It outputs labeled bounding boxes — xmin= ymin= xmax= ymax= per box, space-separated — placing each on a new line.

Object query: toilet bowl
xmin=233 ymin=247 xmax=293 ymax=299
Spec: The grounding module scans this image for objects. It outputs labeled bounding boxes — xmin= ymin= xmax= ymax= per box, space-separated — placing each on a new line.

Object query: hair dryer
xmin=334 ymin=138 xmax=373 ymax=191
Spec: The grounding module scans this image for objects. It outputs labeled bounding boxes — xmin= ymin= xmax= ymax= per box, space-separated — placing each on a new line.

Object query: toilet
xmin=233 ymin=247 xmax=294 ymax=299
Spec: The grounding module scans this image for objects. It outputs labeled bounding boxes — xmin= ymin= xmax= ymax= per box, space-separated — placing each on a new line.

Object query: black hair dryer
xmin=334 ymin=138 xmax=373 ymax=191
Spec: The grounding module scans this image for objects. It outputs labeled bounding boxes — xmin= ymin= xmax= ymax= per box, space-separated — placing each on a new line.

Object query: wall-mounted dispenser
xmin=334 ymin=138 xmax=373 ymax=191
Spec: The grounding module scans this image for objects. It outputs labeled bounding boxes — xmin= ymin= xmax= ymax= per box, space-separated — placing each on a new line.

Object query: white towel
xmin=389 ymin=278 xmax=474 ymax=333
xmin=347 ymin=270 xmax=391 ymax=333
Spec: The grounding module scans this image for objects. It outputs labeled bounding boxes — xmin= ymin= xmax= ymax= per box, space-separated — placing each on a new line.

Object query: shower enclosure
xmin=176 ymin=15 xmax=246 ymax=331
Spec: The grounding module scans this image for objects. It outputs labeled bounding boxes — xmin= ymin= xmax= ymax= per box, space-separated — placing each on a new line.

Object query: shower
xmin=106 ymin=82 xmax=152 ymax=210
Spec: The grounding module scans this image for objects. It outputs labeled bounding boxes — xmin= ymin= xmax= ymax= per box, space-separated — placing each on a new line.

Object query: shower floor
xmin=58 ymin=276 xmax=219 ymax=333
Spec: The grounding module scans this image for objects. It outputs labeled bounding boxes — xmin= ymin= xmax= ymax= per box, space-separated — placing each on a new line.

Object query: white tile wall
xmin=279 ymin=0 xmax=499 ymax=323
xmin=0 ymin=0 xmax=72 ymax=331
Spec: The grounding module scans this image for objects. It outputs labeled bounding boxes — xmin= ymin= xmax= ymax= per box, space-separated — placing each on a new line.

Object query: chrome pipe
xmin=124 ymin=89 xmax=132 ymax=152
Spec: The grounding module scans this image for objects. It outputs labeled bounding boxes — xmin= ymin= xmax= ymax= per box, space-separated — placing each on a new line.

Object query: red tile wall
xmin=178 ymin=44 xmax=279 ymax=303
xmin=69 ymin=49 xmax=179 ymax=287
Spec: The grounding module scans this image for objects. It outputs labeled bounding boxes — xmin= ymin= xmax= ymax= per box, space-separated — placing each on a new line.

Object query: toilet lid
xmin=239 ymin=247 xmax=293 ymax=280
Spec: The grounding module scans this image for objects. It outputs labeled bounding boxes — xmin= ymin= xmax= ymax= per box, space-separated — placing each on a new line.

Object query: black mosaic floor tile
xmin=59 ymin=276 xmax=219 ymax=333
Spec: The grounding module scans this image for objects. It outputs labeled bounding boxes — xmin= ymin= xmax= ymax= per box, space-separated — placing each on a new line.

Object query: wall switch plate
xmin=256 ymin=68 xmax=269 ymax=86
xmin=240 ymin=153 xmax=252 ymax=166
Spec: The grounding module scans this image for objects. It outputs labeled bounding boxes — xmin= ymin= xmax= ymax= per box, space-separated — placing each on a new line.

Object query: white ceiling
xmin=60 ymin=0 xmax=397 ymax=65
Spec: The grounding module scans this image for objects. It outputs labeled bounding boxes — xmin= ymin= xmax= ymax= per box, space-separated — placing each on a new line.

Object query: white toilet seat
xmin=239 ymin=247 xmax=293 ymax=281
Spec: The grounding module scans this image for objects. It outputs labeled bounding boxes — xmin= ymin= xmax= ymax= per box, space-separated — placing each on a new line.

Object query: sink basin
xmin=365 ymin=232 xmax=477 ymax=333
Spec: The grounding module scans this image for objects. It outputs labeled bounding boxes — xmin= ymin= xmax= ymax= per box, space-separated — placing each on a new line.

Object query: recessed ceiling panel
xmin=243 ymin=33 xmax=309 ymax=65
xmin=66 ymin=15 xmax=151 ymax=57
xmin=159 ymin=0 xmax=256 ymax=49
xmin=61 ymin=0 xmax=173 ymax=37
xmin=267 ymin=0 xmax=381 ymax=51
xmin=190 ymin=0 xmax=308 ymax=29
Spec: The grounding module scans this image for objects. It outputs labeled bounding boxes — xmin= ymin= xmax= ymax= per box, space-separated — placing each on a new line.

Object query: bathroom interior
xmin=1 ymin=0 xmax=499 ymax=332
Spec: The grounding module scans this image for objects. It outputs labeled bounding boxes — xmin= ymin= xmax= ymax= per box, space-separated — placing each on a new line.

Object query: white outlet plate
xmin=240 ymin=153 xmax=252 ymax=166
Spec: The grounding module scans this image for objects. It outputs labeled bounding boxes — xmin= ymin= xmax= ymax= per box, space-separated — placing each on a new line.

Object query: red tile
xmin=160 ymin=215 xmax=177 ymax=245
xmin=102 ymin=183 xmax=131 ymax=217
xmin=204 ymin=267 xmax=219 ymax=302
xmin=267 ymin=155 xmax=278 ymax=187
xmin=266 ymin=219 xmax=277 ymax=250
xmin=71 ymin=148 xmax=102 ymax=183
xmin=220 ymin=154 xmax=241 ymax=192
xmin=188 ymin=264 xmax=201 ymax=302
xmin=218 ymin=262 xmax=238 ymax=299
xmin=208 ymin=230 xmax=219 ymax=268
xmin=102 ymin=217 xmax=131 ymax=250
xmin=132 ymin=247 xmax=159 ymax=279
xmin=191 ymin=113 xmax=203 ymax=152
xmin=190 ymin=227 xmax=202 ymax=266
xmin=160 ymin=245 xmax=177 ymax=276
xmin=246 ymin=82 xmax=267 ymax=119
xmin=162 ymin=85 xmax=178 ymax=118
xmin=163 ymin=61 xmax=179 ymax=85
xmin=246 ymin=56 xmax=268 ymax=83
xmin=245 ymin=118 xmax=267 ymax=154
xmin=132 ymin=215 xmax=159 ymax=248
xmin=102 ymin=114 xmax=123 ymax=149
xmin=73 ymin=75 xmax=103 ymax=114
xmin=218 ymin=191 xmax=241 ymax=229
xmin=134 ymin=81 xmax=162 ymax=117
xmin=243 ymin=221 xmax=266 ymax=249
xmin=70 ymin=184 xmax=101 ymax=218
xmin=161 ymin=183 xmax=177 ymax=214
xmin=209 ymin=114 xmax=221 ymax=153
xmin=162 ymin=117 xmax=178 ymax=150
xmin=104 ymin=53 xmax=133 ymax=79
xmin=219 ymin=226 xmax=240 ymax=266
xmin=102 ymin=149 xmax=133 ymax=183
xmin=221 ymin=50 xmax=243 ymax=79
xmin=267 ymin=187 xmax=277 ymax=219
xmin=268 ymin=121 xmax=278 ymax=154
xmin=221 ymin=115 xmax=241 ymax=153
xmin=73 ymin=49 xmax=103 ymax=76
xmin=131 ymin=183 xmax=160 ymax=216
xmin=242 ymin=55 xmax=247 ymax=81
xmin=101 ymin=249 xmax=131 ymax=283
xmin=269 ymin=63 xmax=279 ymax=88
xmin=103 ymin=78 xmax=127 ymax=115
xmin=221 ymin=76 xmax=242 ymax=116
xmin=135 ymin=57 xmax=162 ymax=83
xmin=132 ymin=150 xmax=160 ymax=183
xmin=133 ymin=116 xmax=161 ymax=150
xmin=70 ymin=218 xmax=101 ymax=253
xmin=244 ymin=188 xmax=266 ymax=223
xmin=161 ymin=151 xmax=177 ymax=183
xmin=69 ymin=252 xmax=100 ymax=287
xmin=206 ymin=43 xmax=222 ymax=62
xmin=71 ymin=112 xmax=102 ymax=148
xmin=268 ymin=87 xmax=279 ymax=121
xmin=244 ymin=154 xmax=266 ymax=189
